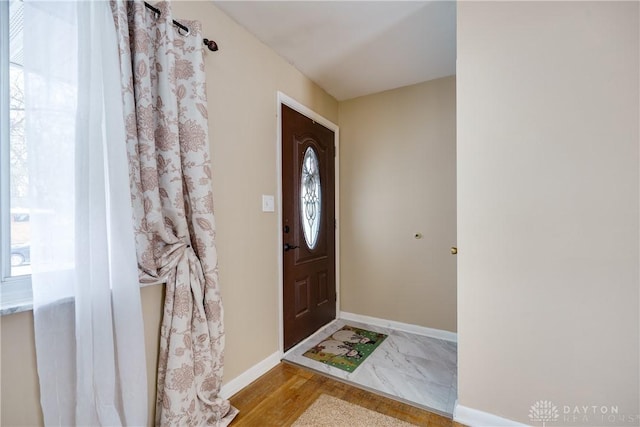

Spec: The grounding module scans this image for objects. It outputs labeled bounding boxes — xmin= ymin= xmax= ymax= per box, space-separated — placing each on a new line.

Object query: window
xmin=1 ymin=0 xmax=32 ymax=310
xmin=300 ymin=146 xmax=321 ymax=249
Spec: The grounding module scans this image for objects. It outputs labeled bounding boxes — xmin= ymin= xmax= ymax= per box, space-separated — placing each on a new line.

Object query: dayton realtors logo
xmin=529 ymin=400 xmax=560 ymax=427
xmin=529 ymin=401 xmax=638 ymax=425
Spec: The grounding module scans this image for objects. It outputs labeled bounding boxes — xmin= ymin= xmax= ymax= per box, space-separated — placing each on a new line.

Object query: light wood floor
xmin=228 ymin=362 xmax=466 ymax=426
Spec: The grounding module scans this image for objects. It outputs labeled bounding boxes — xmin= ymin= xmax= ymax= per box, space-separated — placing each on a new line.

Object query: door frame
xmin=276 ymin=91 xmax=340 ymax=356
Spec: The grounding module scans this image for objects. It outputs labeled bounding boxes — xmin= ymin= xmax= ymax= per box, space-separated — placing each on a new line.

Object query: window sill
xmin=0 ymin=299 xmax=32 ymax=316
xmin=1 ymin=274 xmax=33 ymax=316
xmin=0 ymin=279 xmax=163 ymax=316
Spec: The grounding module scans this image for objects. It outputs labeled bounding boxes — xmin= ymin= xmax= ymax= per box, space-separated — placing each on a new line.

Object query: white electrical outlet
xmin=262 ymin=195 xmax=275 ymax=212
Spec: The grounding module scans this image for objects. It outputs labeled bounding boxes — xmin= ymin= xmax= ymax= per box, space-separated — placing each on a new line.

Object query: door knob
xmin=451 ymin=247 xmax=458 ymax=255
xmin=284 ymin=243 xmax=299 ymax=252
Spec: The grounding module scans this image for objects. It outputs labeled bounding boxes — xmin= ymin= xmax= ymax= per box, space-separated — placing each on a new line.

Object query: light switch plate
xmin=262 ymin=195 xmax=275 ymax=212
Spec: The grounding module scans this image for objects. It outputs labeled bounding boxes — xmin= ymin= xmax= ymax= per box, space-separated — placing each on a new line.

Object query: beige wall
xmin=339 ymin=76 xmax=457 ymax=332
xmin=1 ymin=1 xmax=338 ymax=425
xmin=1 ymin=310 xmax=42 ymax=426
xmin=457 ymin=1 xmax=639 ymax=424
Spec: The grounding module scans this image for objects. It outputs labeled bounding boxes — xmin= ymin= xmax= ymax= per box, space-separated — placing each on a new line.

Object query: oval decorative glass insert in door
xmin=300 ymin=147 xmax=322 ymax=249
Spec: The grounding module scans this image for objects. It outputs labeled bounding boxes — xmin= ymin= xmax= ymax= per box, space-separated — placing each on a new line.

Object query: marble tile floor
xmin=282 ymin=318 xmax=458 ymax=417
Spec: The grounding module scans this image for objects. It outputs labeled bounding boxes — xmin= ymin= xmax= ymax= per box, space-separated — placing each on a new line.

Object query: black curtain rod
xmin=143 ymin=2 xmax=218 ymax=52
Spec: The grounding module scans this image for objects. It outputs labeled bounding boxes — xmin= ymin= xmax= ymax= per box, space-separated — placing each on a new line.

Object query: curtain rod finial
xmin=203 ymin=39 xmax=219 ymax=52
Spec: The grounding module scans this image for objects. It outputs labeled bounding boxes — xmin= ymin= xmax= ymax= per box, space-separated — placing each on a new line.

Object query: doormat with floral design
xmin=302 ymin=325 xmax=387 ymax=372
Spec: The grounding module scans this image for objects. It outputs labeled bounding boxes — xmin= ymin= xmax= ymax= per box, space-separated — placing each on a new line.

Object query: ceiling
xmin=213 ymin=1 xmax=457 ymax=101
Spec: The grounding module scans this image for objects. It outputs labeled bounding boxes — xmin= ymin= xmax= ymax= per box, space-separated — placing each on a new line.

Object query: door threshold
xmin=282 ymin=318 xmax=340 ymax=359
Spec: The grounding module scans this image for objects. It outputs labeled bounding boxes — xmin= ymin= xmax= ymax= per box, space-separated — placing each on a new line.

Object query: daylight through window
xmin=8 ymin=0 xmax=29 ymax=277
xmin=2 ymin=0 xmax=31 ymax=306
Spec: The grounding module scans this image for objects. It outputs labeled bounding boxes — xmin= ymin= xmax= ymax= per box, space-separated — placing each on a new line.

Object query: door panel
xmin=294 ymin=277 xmax=310 ymax=317
xmin=282 ymin=104 xmax=336 ymax=351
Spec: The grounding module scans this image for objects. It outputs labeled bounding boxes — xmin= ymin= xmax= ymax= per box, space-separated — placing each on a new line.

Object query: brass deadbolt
xmin=450 ymin=247 xmax=458 ymax=255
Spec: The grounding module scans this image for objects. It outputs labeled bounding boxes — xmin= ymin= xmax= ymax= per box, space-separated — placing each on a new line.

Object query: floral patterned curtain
xmin=110 ymin=1 xmax=237 ymax=425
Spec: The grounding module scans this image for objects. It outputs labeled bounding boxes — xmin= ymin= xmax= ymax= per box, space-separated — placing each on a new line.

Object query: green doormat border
xmin=302 ymin=325 xmax=387 ymax=372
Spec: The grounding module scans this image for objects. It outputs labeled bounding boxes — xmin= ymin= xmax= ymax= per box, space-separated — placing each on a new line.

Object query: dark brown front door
xmin=282 ymin=104 xmax=336 ymax=351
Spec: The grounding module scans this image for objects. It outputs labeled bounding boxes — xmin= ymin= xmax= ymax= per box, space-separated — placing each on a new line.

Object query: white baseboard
xmin=339 ymin=312 xmax=457 ymax=343
xmin=220 ymin=351 xmax=281 ymax=399
xmin=454 ymin=404 xmax=529 ymax=427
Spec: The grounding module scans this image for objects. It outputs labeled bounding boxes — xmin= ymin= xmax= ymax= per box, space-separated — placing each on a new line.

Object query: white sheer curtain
xmin=25 ymin=1 xmax=147 ymax=425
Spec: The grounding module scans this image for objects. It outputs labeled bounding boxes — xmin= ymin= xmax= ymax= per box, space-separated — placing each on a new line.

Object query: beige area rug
xmin=292 ymin=394 xmax=416 ymax=427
